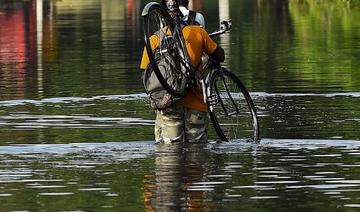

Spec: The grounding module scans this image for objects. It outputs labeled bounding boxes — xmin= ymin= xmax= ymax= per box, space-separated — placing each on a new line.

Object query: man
xmin=140 ymin=0 xmax=225 ymax=143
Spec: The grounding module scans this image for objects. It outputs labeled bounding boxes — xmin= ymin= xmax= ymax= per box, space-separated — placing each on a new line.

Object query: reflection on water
xmin=1 ymin=140 xmax=360 ymax=210
xmin=1 ymin=0 xmax=359 ymax=98
xmin=0 ymin=0 xmax=360 ymax=211
xmin=0 ymin=0 xmax=143 ymax=100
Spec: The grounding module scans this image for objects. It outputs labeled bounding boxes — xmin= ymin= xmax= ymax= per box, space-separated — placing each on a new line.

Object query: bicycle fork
xmin=202 ymin=69 xmax=240 ymax=117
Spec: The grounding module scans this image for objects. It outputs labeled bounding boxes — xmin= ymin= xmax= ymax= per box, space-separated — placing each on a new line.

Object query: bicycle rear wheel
xmin=142 ymin=2 xmax=190 ymax=97
xmin=208 ymin=69 xmax=260 ymax=142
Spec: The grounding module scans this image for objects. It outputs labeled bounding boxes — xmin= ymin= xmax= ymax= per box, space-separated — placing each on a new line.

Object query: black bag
xmin=142 ymin=39 xmax=188 ymax=110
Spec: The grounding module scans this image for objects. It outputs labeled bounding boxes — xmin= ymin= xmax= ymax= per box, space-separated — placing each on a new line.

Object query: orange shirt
xmin=140 ymin=25 xmax=218 ymax=112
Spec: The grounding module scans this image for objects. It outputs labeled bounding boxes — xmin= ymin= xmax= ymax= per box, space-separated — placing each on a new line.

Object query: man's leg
xmin=154 ymin=105 xmax=185 ymax=144
xmin=184 ymin=107 xmax=208 ymax=143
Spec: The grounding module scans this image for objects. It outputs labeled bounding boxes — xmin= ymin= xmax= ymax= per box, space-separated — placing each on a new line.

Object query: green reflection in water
xmin=217 ymin=0 xmax=360 ymax=93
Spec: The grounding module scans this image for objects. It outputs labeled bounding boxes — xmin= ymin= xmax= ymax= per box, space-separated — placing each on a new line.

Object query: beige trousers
xmin=154 ymin=105 xmax=208 ymax=143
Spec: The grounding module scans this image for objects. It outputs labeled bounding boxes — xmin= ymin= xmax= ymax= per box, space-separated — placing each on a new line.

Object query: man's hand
xmin=220 ymin=20 xmax=232 ymax=32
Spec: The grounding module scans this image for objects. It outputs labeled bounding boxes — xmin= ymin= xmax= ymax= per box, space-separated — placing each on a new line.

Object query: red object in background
xmin=0 ymin=0 xmax=36 ymax=65
xmin=127 ymin=0 xmax=135 ymax=30
xmin=0 ymin=9 xmax=26 ymax=66
xmin=0 ymin=1 xmax=37 ymax=98
xmin=127 ymin=0 xmax=134 ymax=14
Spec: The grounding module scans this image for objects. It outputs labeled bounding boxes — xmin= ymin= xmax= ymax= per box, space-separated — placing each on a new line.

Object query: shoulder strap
xmin=187 ymin=10 xmax=200 ymax=25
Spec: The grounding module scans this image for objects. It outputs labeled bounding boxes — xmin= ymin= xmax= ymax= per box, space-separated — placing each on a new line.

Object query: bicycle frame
xmin=201 ymin=63 xmax=240 ymax=116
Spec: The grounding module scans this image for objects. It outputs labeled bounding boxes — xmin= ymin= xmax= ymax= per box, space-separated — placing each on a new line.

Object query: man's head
xmin=160 ymin=0 xmax=182 ymax=19
xmin=160 ymin=0 xmax=179 ymax=11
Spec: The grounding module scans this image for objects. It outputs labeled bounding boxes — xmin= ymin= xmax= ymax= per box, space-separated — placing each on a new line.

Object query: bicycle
xmin=141 ymin=2 xmax=260 ymax=142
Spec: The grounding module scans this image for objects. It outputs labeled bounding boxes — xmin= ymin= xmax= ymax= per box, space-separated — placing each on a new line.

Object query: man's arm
xmin=201 ymin=28 xmax=225 ymax=62
xmin=209 ymin=46 xmax=225 ymax=62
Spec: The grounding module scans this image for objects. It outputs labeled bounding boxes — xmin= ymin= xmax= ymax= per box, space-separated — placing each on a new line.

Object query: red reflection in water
xmin=127 ymin=0 xmax=135 ymax=30
xmin=0 ymin=1 xmax=36 ymax=98
xmin=0 ymin=8 xmax=26 ymax=68
xmin=127 ymin=0 xmax=134 ymax=15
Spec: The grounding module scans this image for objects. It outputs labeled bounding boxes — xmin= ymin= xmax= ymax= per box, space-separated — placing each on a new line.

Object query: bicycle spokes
xmin=208 ymin=77 xmax=237 ymax=118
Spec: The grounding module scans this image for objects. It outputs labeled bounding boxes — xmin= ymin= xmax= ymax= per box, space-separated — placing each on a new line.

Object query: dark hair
xmin=178 ymin=0 xmax=189 ymax=7
xmin=159 ymin=0 xmax=182 ymax=20
xmin=160 ymin=0 xmax=180 ymax=12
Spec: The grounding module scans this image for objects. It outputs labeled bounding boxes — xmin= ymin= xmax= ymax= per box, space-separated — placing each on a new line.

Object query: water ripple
xmin=0 ymin=92 xmax=359 ymax=107
xmin=0 ymin=114 xmax=154 ymax=129
xmin=0 ymin=139 xmax=359 ymax=210
xmin=0 ymin=94 xmax=147 ymax=107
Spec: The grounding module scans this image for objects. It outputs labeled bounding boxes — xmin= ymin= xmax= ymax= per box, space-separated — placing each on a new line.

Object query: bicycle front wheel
xmin=142 ymin=2 xmax=189 ymax=97
xmin=208 ymin=69 xmax=260 ymax=142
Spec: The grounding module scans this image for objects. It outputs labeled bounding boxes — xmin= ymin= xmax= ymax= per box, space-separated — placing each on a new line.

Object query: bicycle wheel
xmin=208 ymin=69 xmax=260 ymax=141
xmin=142 ymin=2 xmax=190 ymax=97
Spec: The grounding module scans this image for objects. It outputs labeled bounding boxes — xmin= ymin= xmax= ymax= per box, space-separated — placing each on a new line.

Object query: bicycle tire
xmin=141 ymin=2 xmax=190 ymax=97
xmin=208 ymin=69 xmax=260 ymax=141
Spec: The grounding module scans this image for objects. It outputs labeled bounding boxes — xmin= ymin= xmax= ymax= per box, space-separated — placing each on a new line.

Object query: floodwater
xmin=0 ymin=0 xmax=359 ymax=211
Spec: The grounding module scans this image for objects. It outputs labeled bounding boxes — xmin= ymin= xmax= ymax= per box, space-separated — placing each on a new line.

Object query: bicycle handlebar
xmin=209 ymin=20 xmax=232 ymax=38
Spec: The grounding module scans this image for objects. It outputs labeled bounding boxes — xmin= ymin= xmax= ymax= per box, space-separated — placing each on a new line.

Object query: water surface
xmin=0 ymin=0 xmax=359 ymax=210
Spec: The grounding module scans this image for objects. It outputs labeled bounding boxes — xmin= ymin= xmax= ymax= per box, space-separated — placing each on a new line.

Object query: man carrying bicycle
xmin=140 ymin=0 xmax=225 ymax=143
